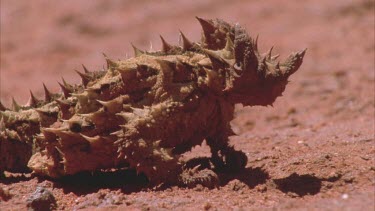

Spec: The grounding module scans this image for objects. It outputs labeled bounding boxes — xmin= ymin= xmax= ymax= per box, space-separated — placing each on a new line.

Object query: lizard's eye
xmin=233 ymin=63 xmax=242 ymax=71
xmin=233 ymin=62 xmax=242 ymax=77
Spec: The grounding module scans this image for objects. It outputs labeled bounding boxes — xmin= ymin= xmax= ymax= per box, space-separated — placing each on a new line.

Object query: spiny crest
xmin=0 ymin=16 xmax=306 ymax=113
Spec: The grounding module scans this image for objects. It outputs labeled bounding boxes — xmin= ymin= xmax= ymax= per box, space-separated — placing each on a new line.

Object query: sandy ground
xmin=0 ymin=0 xmax=374 ymax=210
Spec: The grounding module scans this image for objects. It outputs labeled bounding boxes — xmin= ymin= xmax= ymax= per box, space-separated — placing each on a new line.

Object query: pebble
xmin=341 ymin=193 xmax=349 ymax=199
xmin=26 ymin=186 xmax=57 ymax=211
xmin=0 ymin=186 xmax=12 ymax=201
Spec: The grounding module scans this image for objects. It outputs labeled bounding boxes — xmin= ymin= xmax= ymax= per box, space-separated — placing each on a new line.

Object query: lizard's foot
xmin=212 ymin=146 xmax=248 ymax=172
xmin=224 ymin=147 xmax=248 ymax=171
xmin=179 ymin=165 xmax=219 ymax=189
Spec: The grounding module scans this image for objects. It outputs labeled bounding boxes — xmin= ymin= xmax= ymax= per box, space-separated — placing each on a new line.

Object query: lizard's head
xmin=197 ymin=17 xmax=306 ymax=106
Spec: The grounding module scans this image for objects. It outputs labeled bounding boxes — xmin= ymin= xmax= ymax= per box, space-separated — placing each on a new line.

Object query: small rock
xmin=342 ymin=174 xmax=355 ymax=183
xmin=360 ymin=155 xmax=370 ymax=161
xmin=203 ymin=202 xmax=212 ymax=210
xmin=26 ymin=186 xmax=57 ymax=211
xmin=111 ymin=195 xmax=124 ymax=205
xmin=256 ymin=185 xmax=267 ymax=192
xmin=193 ymin=184 xmax=204 ymax=192
xmin=342 ymin=193 xmax=349 ymax=199
xmin=327 ymin=171 xmax=342 ymax=180
xmin=325 ymin=182 xmax=333 ymax=189
xmin=0 ymin=186 xmax=12 ymax=201
xmin=287 ymin=192 xmax=299 ymax=198
xmin=324 ymin=154 xmax=332 ymax=159
xmin=125 ymin=200 xmax=133 ymax=206
xmin=229 ymin=180 xmax=246 ymax=191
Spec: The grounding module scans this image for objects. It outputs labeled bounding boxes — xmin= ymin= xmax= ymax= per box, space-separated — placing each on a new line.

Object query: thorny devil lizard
xmin=0 ymin=17 xmax=305 ymax=188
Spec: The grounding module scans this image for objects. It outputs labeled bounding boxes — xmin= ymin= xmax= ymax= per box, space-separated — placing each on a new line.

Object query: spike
xmin=159 ymin=35 xmax=172 ymax=53
xmin=257 ymin=57 xmax=268 ymax=77
xmin=83 ymin=110 xmax=108 ymax=125
xmin=116 ymin=112 xmax=134 ymax=122
xmin=98 ymin=97 xmax=125 ymax=114
xmin=35 ymin=133 xmax=47 ymax=143
xmin=271 ymin=54 xmax=280 ymax=60
xmin=79 ymin=113 xmax=92 ymax=118
xmin=202 ymin=49 xmax=226 ymax=70
xmin=97 ymin=100 xmax=115 ymax=113
xmin=42 ymin=127 xmax=64 ymax=134
xmin=203 ymin=67 xmax=219 ymax=82
xmin=0 ymin=117 xmax=5 ymax=132
xmin=299 ymin=48 xmax=307 ymax=57
xmin=175 ymin=59 xmax=187 ymax=72
xmin=103 ymin=53 xmax=118 ymax=69
xmin=11 ymin=97 xmax=21 ymax=111
xmin=58 ymin=81 xmax=72 ymax=98
xmin=96 ymin=99 xmax=108 ymax=107
xmin=148 ymin=41 xmax=154 ymax=52
xmin=0 ymin=111 xmax=9 ymax=122
xmin=61 ymin=77 xmax=69 ymax=86
xmin=253 ymin=34 xmax=259 ymax=51
xmin=27 ymin=90 xmax=39 ymax=107
xmin=75 ymin=70 xmax=91 ymax=87
xmin=131 ymin=43 xmax=144 ymax=57
xmin=71 ymin=93 xmax=87 ymax=103
xmin=202 ymin=66 xmax=223 ymax=92
xmin=262 ymin=56 xmax=267 ymax=64
xmin=35 ymin=108 xmax=50 ymax=117
xmin=280 ymin=48 xmax=307 ymax=78
xmin=110 ymin=130 xmax=124 ymax=137
xmin=155 ymin=59 xmax=175 ymax=79
xmin=224 ymin=34 xmax=234 ymax=52
xmin=267 ymin=46 xmax=274 ymax=59
xmin=55 ymin=146 xmax=65 ymax=156
xmin=203 ymin=49 xmax=223 ymax=61
xmin=196 ymin=16 xmax=215 ymax=35
xmin=117 ymin=151 xmax=124 ymax=159
xmin=55 ymin=99 xmax=71 ymax=119
xmin=179 ymin=30 xmax=193 ymax=50
xmin=52 ymin=130 xmax=85 ymax=146
xmin=203 ymin=66 xmax=214 ymax=77
xmin=80 ymin=134 xmax=101 ymax=144
xmin=0 ymin=100 xmax=8 ymax=111
xmin=43 ymin=83 xmax=53 ymax=102
xmin=82 ymin=64 xmax=90 ymax=73
xmin=275 ymin=62 xmax=280 ymax=70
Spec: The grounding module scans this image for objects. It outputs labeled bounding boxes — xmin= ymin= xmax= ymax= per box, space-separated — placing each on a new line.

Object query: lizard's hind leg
xmin=116 ymin=138 xmax=183 ymax=186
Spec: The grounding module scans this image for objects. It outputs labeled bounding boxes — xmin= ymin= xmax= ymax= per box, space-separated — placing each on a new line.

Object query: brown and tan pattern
xmin=0 ymin=18 xmax=305 ymax=186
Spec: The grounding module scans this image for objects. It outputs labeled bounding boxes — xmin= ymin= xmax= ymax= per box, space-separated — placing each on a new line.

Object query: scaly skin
xmin=0 ymin=17 xmax=305 ymax=186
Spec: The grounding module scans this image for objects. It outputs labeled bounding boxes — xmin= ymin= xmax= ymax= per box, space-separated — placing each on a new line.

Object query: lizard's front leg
xmin=206 ymin=135 xmax=248 ymax=172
